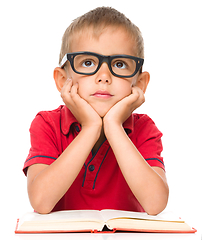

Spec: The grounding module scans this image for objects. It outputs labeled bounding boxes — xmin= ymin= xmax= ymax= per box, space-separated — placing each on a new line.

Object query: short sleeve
xmin=23 ymin=113 xmax=60 ymax=176
xmin=134 ymin=115 xmax=165 ymax=171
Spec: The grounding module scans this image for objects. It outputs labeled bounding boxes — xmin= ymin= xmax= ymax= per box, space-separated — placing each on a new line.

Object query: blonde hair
xmin=59 ymin=7 xmax=144 ymax=65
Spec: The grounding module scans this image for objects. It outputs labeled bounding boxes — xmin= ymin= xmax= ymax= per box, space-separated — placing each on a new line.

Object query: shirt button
xmin=75 ymin=126 xmax=80 ymax=132
xmin=88 ymin=165 xmax=95 ymax=172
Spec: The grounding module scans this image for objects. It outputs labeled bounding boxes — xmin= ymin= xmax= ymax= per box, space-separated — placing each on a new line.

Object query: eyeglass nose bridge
xmin=99 ymin=55 xmax=110 ymax=66
xmin=97 ymin=55 xmax=112 ymax=73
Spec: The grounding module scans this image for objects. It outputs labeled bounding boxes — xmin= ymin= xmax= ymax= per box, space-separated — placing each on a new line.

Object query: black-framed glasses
xmin=59 ymin=51 xmax=144 ymax=78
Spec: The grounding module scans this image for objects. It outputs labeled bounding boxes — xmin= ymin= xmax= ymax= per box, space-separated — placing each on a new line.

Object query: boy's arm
xmin=27 ymin=80 xmax=102 ymax=214
xmin=104 ymin=87 xmax=169 ymax=215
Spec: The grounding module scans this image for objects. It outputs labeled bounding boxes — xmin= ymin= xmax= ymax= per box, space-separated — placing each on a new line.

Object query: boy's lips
xmin=91 ymin=90 xmax=113 ymax=99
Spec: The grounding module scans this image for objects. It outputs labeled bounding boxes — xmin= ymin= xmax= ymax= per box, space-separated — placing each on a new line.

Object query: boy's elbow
xmin=34 ymin=205 xmax=53 ymax=214
xmin=145 ymin=190 xmax=169 ymax=215
xmin=146 ymin=200 xmax=169 ymax=216
xmin=32 ymin=202 xmax=53 ymax=214
xmin=29 ymin=195 xmax=54 ymax=214
xmin=145 ymin=204 xmax=166 ymax=216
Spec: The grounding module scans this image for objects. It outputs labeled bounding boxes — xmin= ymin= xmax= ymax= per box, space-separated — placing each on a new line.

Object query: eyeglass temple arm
xmin=59 ymin=54 xmax=68 ymax=68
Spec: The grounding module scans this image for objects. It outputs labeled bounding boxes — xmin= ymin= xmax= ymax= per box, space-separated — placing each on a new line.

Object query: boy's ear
xmin=53 ymin=67 xmax=67 ymax=92
xmin=134 ymin=71 xmax=150 ymax=93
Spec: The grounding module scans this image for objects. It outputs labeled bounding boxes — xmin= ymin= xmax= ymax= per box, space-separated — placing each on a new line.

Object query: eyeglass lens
xmin=73 ymin=54 xmax=137 ymax=77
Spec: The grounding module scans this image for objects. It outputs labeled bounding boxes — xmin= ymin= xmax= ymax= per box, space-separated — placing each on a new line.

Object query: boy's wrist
xmin=103 ymin=119 xmax=123 ymax=138
xmin=81 ymin=123 xmax=102 ymax=140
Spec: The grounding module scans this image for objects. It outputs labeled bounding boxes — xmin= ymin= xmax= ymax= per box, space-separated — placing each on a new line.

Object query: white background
xmin=0 ymin=0 xmax=201 ymax=236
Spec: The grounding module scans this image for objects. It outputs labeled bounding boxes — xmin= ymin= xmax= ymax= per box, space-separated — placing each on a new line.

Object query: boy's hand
xmin=104 ymin=86 xmax=145 ymax=127
xmin=61 ymin=79 xmax=102 ymax=129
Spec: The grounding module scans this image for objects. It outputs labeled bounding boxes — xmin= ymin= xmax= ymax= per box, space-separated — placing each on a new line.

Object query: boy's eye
xmin=113 ymin=61 xmax=127 ymax=69
xmin=82 ymin=60 xmax=95 ymax=67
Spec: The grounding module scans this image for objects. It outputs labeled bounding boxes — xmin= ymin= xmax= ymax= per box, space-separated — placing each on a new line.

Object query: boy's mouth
xmin=91 ymin=90 xmax=113 ymax=99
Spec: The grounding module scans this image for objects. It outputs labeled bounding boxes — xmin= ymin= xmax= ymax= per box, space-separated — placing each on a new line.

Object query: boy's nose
xmin=95 ymin=62 xmax=112 ymax=84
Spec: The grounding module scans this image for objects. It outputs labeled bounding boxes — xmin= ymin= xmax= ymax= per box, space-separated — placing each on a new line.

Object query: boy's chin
xmin=93 ymin=106 xmax=111 ymax=118
xmin=89 ymin=102 xmax=115 ymax=118
xmin=95 ymin=109 xmax=108 ymax=118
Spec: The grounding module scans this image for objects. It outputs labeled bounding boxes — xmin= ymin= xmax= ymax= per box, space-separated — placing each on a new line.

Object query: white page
xmin=100 ymin=210 xmax=184 ymax=223
xmin=18 ymin=210 xmax=105 ymax=228
xmin=18 ymin=209 xmax=184 ymax=230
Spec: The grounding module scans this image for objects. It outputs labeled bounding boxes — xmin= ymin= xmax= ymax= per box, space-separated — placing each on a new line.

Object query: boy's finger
xmin=70 ymin=83 xmax=80 ymax=102
xmin=61 ymin=79 xmax=72 ymax=94
xmin=65 ymin=79 xmax=73 ymax=91
xmin=132 ymin=87 xmax=145 ymax=106
xmin=61 ymin=79 xmax=73 ymax=101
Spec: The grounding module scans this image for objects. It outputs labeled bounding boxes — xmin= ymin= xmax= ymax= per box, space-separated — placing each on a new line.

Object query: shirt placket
xmin=82 ymin=141 xmax=110 ymax=190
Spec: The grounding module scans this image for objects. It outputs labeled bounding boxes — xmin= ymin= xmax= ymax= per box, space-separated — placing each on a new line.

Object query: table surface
xmin=10 ymin=231 xmax=201 ymax=240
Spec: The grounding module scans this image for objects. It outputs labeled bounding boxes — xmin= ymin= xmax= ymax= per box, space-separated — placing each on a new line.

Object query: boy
xmin=23 ymin=7 xmax=169 ymax=215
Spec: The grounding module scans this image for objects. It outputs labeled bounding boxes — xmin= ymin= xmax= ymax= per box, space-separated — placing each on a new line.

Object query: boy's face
xmin=65 ymin=27 xmax=141 ymax=117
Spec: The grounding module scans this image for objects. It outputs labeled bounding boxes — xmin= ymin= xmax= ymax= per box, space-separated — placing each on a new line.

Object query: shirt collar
xmin=123 ymin=114 xmax=134 ymax=135
xmin=61 ymin=106 xmax=79 ymax=135
xmin=61 ymin=105 xmax=134 ymax=135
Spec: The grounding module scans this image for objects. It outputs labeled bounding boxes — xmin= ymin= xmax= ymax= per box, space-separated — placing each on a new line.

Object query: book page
xmin=18 ymin=210 xmax=105 ymax=227
xmin=100 ymin=209 xmax=184 ymax=223
xmin=107 ymin=218 xmax=193 ymax=232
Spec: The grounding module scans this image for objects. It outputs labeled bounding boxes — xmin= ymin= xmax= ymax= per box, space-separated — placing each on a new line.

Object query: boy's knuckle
xmin=133 ymin=91 xmax=140 ymax=100
xmin=70 ymin=91 xmax=76 ymax=100
xmin=140 ymin=94 xmax=145 ymax=103
xmin=60 ymin=92 xmax=66 ymax=100
xmin=61 ymin=92 xmax=71 ymax=104
xmin=60 ymin=91 xmax=64 ymax=98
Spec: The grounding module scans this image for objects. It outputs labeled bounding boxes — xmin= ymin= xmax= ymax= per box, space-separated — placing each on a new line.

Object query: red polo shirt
xmin=23 ymin=105 xmax=164 ymax=212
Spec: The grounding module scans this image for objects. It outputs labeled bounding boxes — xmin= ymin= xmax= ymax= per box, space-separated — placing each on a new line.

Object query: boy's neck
xmin=92 ymin=125 xmax=106 ymax=155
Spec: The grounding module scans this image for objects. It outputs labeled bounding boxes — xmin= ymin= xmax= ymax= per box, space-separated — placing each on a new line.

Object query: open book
xmin=15 ymin=209 xmax=196 ymax=234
